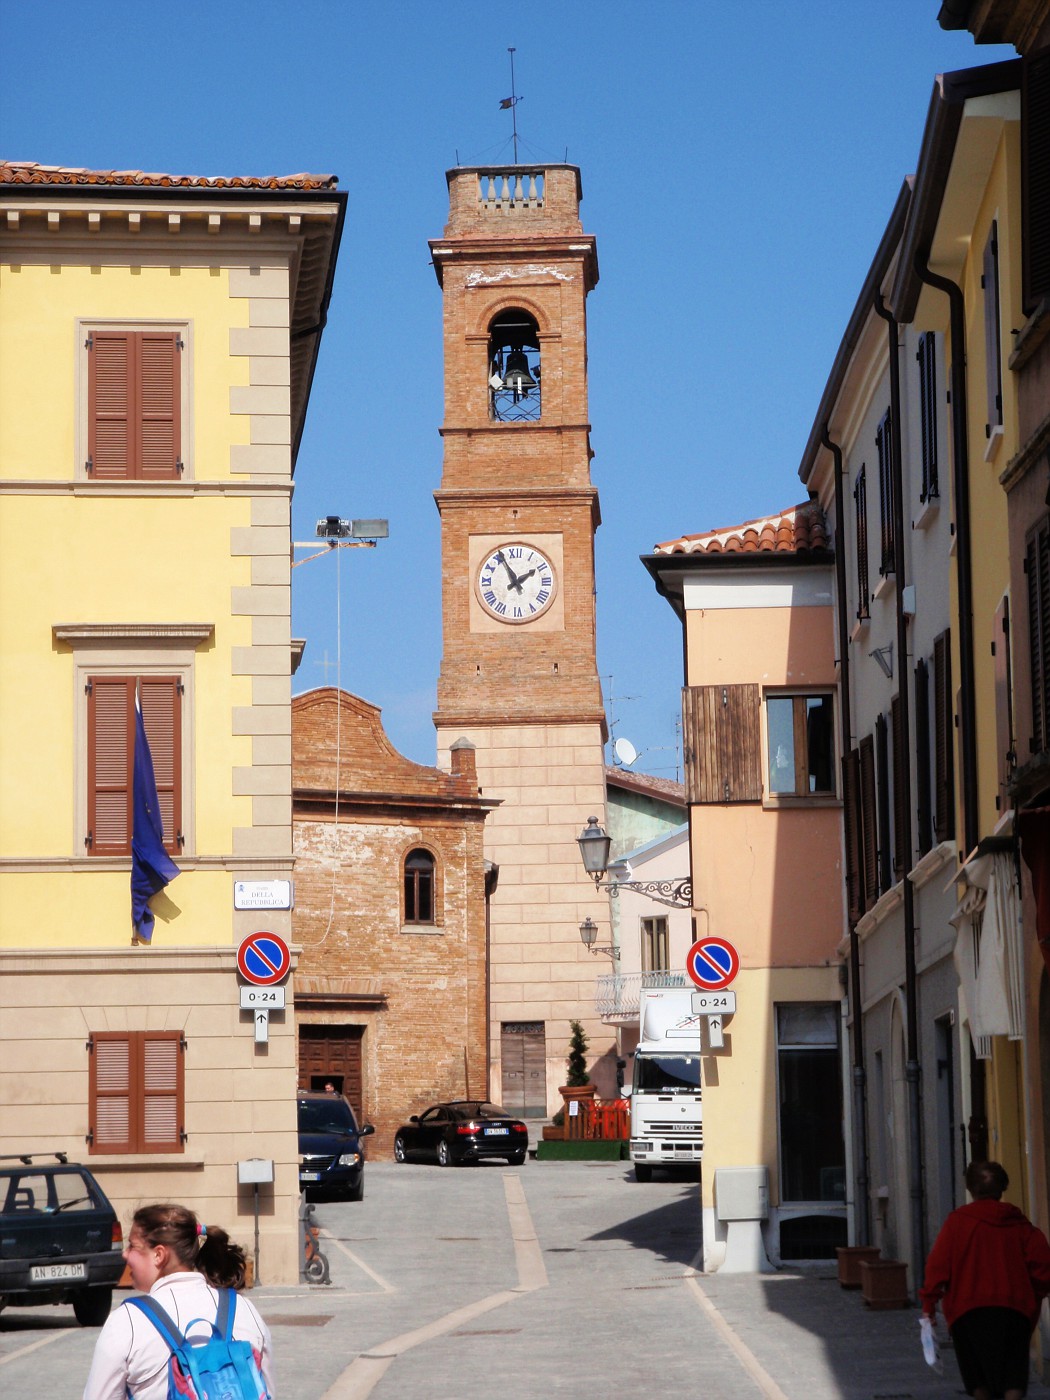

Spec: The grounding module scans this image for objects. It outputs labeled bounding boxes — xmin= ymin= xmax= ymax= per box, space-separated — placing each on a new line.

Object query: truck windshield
xmin=634 ymin=1054 xmax=700 ymax=1093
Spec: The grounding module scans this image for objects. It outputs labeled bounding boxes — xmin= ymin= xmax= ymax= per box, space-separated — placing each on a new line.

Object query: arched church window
xmin=488 ymin=310 xmax=541 ymax=422
xmin=404 ymin=848 xmax=436 ymax=924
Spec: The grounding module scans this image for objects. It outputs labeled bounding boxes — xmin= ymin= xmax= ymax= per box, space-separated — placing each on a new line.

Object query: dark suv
xmin=0 ymin=1153 xmax=125 ymax=1325
xmin=297 ymin=1091 xmax=374 ymax=1201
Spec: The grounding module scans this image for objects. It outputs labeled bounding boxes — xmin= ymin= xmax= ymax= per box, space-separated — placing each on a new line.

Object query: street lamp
xmin=576 ymin=816 xmax=693 ymax=910
xmin=579 ymin=917 xmax=619 ymax=960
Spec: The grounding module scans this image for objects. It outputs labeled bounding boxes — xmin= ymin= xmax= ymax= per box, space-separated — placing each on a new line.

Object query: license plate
xmin=300 ymin=1171 xmax=321 ymax=1182
xmin=485 ymin=1127 xmax=509 ymax=1135
xmin=30 ymin=1263 xmax=86 ymax=1282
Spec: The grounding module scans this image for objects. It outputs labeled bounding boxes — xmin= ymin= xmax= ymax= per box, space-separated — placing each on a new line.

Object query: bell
xmin=502 ymin=349 xmax=536 ymax=395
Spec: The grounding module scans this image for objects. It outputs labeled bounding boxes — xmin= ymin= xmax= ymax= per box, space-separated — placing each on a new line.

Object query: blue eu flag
xmin=131 ymin=690 xmax=180 ymax=944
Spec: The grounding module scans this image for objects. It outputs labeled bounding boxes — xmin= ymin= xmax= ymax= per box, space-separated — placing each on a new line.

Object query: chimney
xmin=449 ymin=737 xmax=478 ymax=794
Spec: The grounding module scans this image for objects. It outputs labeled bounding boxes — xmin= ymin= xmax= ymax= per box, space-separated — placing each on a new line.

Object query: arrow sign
xmin=237 ymin=932 xmax=291 ymax=986
xmin=254 ymin=1009 xmax=269 ymax=1044
xmin=686 ymin=936 xmax=739 ymax=991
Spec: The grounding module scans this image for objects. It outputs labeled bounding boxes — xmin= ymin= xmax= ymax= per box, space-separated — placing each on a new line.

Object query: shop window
xmin=776 ymin=1004 xmax=845 ymax=1202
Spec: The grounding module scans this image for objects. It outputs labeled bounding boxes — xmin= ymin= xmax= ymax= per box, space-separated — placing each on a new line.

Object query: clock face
xmin=476 ymin=543 xmax=557 ymax=623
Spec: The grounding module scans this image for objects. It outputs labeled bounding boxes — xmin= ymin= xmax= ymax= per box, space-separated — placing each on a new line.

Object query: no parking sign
xmin=685 ymin=936 xmax=739 ymax=992
xmin=237 ymin=932 xmax=291 ymax=986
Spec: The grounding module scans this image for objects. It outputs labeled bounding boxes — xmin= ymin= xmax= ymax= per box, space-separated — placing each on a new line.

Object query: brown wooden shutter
xmin=891 ymin=694 xmax=908 ymax=880
xmin=917 ymin=333 xmax=939 ymax=503
xmin=914 ymin=658 xmax=933 ymax=856
xmin=842 ymin=748 xmax=863 ymax=922
xmin=138 ymin=333 xmax=181 ymax=480
xmin=140 ymin=677 xmax=181 ymax=853
xmin=87 ymin=676 xmax=135 ymax=855
xmin=1022 ymin=48 xmax=1050 ymax=314
xmin=859 ymin=736 xmax=878 ymax=906
xmin=90 ymin=1033 xmax=134 ymax=1153
xmin=992 ymin=595 xmax=1014 ymax=811
xmin=682 ymin=684 xmax=761 ymax=804
xmin=140 ymin=1032 xmax=184 ymax=1152
xmin=982 ymin=222 xmax=1003 ymax=437
xmin=875 ymin=713 xmax=892 ymax=892
xmin=877 ymin=410 xmax=895 ymax=577
xmin=87 ymin=331 xmax=180 ymax=480
xmin=1028 ymin=520 xmax=1050 ymax=754
xmin=933 ymin=630 xmax=956 ymax=842
xmin=854 ymin=467 xmax=870 ymax=620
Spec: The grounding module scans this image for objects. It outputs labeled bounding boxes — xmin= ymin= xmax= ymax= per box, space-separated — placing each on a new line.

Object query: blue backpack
xmin=125 ymin=1288 xmax=269 ymax=1400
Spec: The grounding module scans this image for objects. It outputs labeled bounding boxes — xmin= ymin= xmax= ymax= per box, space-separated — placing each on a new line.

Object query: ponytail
xmin=132 ymin=1204 xmax=247 ymax=1289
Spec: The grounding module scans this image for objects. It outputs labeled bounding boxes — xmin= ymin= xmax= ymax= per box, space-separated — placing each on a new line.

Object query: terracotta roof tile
xmin=0 ymin=161 xmax=338 ymax=191
xmin=605 ymin=765 xmax=685 ymax=806
xmin=654 ymin=500 xmax=831 ymax=558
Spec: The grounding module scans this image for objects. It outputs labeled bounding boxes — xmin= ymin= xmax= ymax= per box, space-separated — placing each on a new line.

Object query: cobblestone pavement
xmin=3 ymin=1161 xmax=1049 ymax=1400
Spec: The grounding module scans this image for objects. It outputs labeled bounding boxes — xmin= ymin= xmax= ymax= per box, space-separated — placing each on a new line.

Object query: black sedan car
xmin=393 ymin=1101 xmax=529 ymax=1167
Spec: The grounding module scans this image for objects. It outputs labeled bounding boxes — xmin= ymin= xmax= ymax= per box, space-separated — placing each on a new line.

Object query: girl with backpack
xmin=83 ymin=1202 xmax=275 ymax=1400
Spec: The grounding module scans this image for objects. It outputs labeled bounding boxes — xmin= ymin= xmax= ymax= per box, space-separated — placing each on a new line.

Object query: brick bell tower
xmin=431 ymin=165 xmax=610 ymax=1116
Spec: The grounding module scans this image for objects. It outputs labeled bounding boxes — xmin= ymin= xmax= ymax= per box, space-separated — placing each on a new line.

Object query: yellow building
xmin=0 ymin=161 xmax=345 ymax=1283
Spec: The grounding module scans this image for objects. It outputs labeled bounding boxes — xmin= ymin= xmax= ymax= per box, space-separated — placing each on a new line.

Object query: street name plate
xmin=239 ymin=985 xmax=286 ymax=1010
xmin=691 ymin=990 xmax=736 ymax=1015
xmin=234 ymin=880 xmax=293 ymax=911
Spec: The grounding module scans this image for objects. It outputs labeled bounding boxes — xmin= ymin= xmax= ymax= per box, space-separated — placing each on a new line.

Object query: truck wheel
xmin=634 ymin=1163 xmax=653 ymax=1183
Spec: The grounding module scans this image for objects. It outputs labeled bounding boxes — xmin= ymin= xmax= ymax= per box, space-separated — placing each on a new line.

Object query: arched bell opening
xmin=488 ymin=310 xmax=541 ymax=422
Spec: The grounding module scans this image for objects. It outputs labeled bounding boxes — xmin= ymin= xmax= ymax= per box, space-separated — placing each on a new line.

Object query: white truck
xmin=626 ymin=987 xmax=702 ymax=1181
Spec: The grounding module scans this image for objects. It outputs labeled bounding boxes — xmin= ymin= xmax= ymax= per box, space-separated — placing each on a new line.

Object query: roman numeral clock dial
xmin=476 ymin=543 xmax=557 ymax=623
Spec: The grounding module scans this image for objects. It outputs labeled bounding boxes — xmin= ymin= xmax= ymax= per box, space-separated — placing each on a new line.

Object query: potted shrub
xmin=559 ymin=1020 xmax=598 ymax=1108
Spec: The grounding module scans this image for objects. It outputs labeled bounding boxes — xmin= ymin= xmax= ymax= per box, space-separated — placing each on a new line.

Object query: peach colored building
xmin=645 ymin=502 xmax=848 ymax=1269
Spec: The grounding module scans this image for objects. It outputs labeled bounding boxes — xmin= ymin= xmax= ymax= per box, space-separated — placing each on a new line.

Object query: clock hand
xmin=495 ymin=551 xmax=521 ymax=588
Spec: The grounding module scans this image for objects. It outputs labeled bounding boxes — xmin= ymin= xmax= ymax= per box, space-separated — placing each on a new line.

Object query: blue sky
xmin=2 ymin=2 xmax=1013 ymax=775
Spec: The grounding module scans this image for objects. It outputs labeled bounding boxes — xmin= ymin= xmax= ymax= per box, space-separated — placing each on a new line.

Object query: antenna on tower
xmin=499 ymin=47 xmax=523 ymax=164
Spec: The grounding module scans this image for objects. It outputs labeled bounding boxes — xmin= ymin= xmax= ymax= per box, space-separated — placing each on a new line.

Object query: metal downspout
xmin=913 ymin=254 xmax=980 ymax=856
xmin=822 ymin=423 xmax=871 ymax=1246
xmin=874 ymin=293 xmax=925 ymax=1292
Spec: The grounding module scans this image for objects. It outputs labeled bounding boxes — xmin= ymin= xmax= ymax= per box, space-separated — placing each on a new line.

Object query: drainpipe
xmin=874 ymin=293 xmax=925 ymax=1293
xmin=913 ymin=254 xmax=979 ymax=856
xmin=822 ymin=423 xmax=871 ymax=1246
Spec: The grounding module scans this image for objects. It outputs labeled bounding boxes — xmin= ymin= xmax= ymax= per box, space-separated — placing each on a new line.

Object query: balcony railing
xmin=477 ymin=169 xmax=545 ymax=211
xmin=595 ymin=970 xmax=689 ymax=1022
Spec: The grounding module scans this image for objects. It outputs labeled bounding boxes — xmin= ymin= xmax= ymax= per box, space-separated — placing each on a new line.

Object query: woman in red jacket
xmin=921 ymin=1161 xmax=1050 ymax=1400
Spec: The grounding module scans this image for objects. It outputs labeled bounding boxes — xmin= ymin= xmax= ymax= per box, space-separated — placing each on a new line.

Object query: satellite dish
xmin=613 ymin=737 xmax=638 ymax=767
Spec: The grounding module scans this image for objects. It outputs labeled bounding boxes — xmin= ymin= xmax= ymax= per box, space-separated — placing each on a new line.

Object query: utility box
xmin=715 ymin=1165 xmax=769 ymax=1221
xmin=238 ymin=1158 xmax=274 ymax=1185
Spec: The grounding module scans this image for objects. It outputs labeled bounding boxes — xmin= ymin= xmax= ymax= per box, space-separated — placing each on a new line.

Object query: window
xmin=876 ymin=409 xmax=895 ymax=576
xmin=86 ymin=675 xmax=181 ymax=857
xmin=1027 ymin=519 xmax=1050 ymax=756
xmin=776 ymin=1004 xmax=845 ymax=1202
xmin=853 ymin=466 xmax=870 ymax=620
xmin=488 ymin=309 xmax=541 ymax=423
xmin=404 ymin=848 xmax=436 ymax=924
xmin=917 ymin=332 xmax=939 ymax=503
xmin=766 ymin=693 xmax=835 ymax=798
xmin=641 ymin=916 xmax=669 ymax=972
xmin=982 ymin=221 xmax=1003 ymax=440
xmin=85 ymin=329 xmax=184 ymax=480
xmin=88 ymin=1030 xmax=184 ymax=1154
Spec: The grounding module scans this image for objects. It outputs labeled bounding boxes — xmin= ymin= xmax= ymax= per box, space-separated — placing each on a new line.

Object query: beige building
xmin=0 ymin=161 xmax=344 ymax=1283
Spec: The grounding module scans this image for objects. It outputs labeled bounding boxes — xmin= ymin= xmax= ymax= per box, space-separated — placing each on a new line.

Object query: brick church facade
xmin=291 ymin=687 xmax=497 ymax=1153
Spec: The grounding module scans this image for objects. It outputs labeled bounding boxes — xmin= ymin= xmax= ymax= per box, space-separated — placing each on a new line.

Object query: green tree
xmin=565 ymin=1019 xmax=590 ymax=1087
